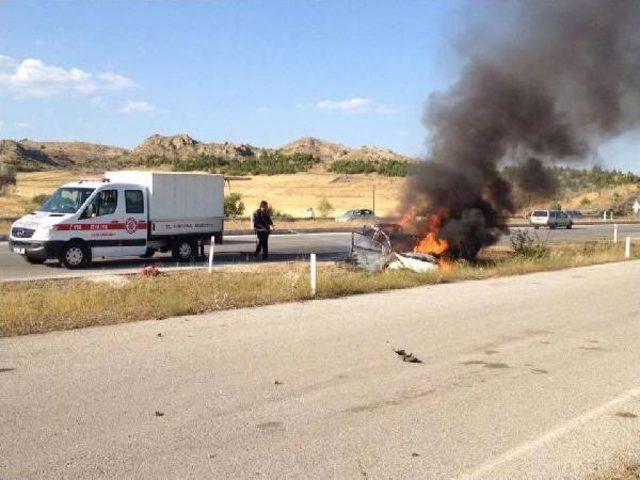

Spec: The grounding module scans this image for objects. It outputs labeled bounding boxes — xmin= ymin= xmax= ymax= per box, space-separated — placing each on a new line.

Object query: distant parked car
xmin=565 ymin=210 xmax=584 ymax=218
xmin=335 ymin=208 xmax=376 ymax=223
xmin=530 ymin=210 xmax=573 ymax=229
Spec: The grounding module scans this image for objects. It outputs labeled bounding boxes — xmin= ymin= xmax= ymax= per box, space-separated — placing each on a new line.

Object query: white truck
xmin=8 ymin=171 xmax=225 ymax=268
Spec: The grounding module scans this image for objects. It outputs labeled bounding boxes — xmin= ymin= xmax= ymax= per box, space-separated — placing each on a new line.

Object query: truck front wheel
xmin=172 ymin=239 xmax=195 ymax=262
xmin=60 ymin=241 xmax=91 ymax=269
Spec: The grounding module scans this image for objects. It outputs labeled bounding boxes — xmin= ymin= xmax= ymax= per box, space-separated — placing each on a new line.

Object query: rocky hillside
xmin=0 ymin=139 xmax=127 ymax=171
xmin=0 ymin=134 xmax=415 ymax=171
xmin=280 ymin=137 xmax=409 ymax=164
xmin=132 ymin=134 xmax=266 ymax=160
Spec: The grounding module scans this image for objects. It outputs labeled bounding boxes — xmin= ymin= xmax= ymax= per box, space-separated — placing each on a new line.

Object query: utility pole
xmin=372 ymin=184 xmax=376 ymax=214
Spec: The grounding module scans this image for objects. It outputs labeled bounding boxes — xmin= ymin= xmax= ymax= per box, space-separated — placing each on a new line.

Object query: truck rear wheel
xmin=172 ymin=239 xmax=195 ymax=262
xmin=60 ymin=241 xmax=90 ymax=269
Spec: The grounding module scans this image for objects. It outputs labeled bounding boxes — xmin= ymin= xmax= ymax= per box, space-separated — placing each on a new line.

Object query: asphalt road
xmin=2 ymin=223 xmax=640 ymax=282
xmin=0 ymin=232 xmax=353 ymax=282
xmin=2 ymin=261 xmax=639 ymax=479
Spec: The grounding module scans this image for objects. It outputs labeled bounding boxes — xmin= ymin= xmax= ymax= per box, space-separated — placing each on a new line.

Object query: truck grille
xmin=11 ymin=227 xmax=35 ymax=239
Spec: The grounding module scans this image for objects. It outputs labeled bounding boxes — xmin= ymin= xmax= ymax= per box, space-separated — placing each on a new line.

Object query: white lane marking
xmin=459 ymin=385 xmax=640 ymax=479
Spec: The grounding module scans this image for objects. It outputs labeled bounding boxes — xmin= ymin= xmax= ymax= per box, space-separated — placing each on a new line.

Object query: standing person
xmin=252 ymin=200 xmax=274 ymax=259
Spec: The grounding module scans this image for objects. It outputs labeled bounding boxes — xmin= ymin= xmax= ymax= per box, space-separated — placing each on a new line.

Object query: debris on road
xmin=139 ymin=266 xmax=162 ymax=277
xmin=274 ymin=379 xmax=283 ymax=385
xmin=154 ymin=410 xmax=165 ymax=417
xmin=394 ymin=348 xmax=423 ymax=364
xmin=388 ymin=252 xmax=438 ymax=273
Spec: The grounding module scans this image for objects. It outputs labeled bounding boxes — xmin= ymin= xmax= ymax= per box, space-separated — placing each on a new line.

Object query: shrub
xmin=224 ymin=192 xmax=245 ymax=217
xmin=377 ymin=159 xmax=411 ymax=177
xmin=548 ymin=200 xmax=562 ymax=211
xmin=579 ymin=197 xmax=592 ymax=206
xmin=317 ymin=196 xmax=333 ymax=217
xmin=272 ymin=209 xmax=294 ymax=220
xmin=329 ymin=159 xmax=376 ymax=174
xmin=510 ymin=229 xmax=548 ymax=258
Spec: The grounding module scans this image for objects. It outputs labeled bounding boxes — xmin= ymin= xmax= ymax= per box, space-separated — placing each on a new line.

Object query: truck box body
xmin=105 ymin=171 xmax=224 ymax=236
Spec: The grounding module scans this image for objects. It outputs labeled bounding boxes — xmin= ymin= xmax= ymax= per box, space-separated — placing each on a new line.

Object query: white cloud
xmin=119 ymin=100 xmax=156 ymax=113
xmin=15 ymin=122 xmax=33 ymax=130
xmin=0 ymin=56 xmax=136 ymax=98
xmin=305 ymin=97 xmax=396 ymax=114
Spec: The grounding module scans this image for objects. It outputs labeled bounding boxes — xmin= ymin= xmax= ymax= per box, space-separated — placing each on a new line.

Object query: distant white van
xmin=529 ymin=210 xmax=573 ymax=229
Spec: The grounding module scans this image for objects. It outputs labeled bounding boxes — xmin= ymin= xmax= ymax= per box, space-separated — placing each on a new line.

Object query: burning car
xmin=351 ymin=221 xmax=450 ymax=273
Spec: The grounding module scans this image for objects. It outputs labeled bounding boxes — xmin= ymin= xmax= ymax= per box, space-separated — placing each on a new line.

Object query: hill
xmin=0 ymin=134 xmax=415 ymax=172
xmin=0 ymin=139 xmax=127 ymax=171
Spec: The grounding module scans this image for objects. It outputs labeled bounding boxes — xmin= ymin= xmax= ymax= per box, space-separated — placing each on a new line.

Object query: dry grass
xmin=590 ymin=464 xmax=640 ymax=480
xmin=1 ymin=243 xmax=636 ymax=337
xmin=0 ymin=171 xmax=82 ymax=217
xmin=0 ymin=170 xmax=404 ymax=220
xmin=225 ymin=217 xmax=369 ymax=231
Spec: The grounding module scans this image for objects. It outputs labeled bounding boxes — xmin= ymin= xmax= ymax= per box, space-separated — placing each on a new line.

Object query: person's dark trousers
xmin=255 ymin=231 xmax=270 ymax=259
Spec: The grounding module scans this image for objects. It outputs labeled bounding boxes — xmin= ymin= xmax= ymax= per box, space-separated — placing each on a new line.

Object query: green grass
xmin=0 ymin=243 xmax=637 ymax=337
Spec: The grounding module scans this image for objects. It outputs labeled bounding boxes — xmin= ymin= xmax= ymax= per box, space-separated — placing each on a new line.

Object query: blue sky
xmin=1 ymin=0 xmax=638 ymax=171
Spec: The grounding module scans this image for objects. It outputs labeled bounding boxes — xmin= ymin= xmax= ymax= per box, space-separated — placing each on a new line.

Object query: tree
xmin=224 ymin=192 xmax=245 ymax=217
xmin=0 ymin=163 xmax=16 ymax=196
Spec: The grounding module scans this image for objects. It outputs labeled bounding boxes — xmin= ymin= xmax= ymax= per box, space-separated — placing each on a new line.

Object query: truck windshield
xmin=39 ymin=187 xmax=95 ymax=214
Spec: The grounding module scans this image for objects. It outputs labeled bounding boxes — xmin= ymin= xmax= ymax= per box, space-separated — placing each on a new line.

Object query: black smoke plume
xmin=403 ymin=0 xmax=640 ymax=259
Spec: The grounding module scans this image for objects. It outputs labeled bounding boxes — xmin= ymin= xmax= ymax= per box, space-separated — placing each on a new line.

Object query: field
xmin=0 ymin=171 xmax=404 ymax=220
xmin=2 ymin=170 xmax=639 ymax=229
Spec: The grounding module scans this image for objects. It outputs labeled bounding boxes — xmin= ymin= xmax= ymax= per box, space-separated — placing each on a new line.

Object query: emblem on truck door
xmin=125 ymin=217 xmax=138 ymax=234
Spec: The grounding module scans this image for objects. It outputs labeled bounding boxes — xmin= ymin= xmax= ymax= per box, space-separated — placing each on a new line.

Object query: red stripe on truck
xmin=55 ymin=221 xmax=147 ymax=231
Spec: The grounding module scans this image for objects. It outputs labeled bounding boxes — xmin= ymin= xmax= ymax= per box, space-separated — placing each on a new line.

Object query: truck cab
xmin=10 ymin=179 xmax=149 ymax=267
xmin=9 ymin=172 xmax=224 ymax=268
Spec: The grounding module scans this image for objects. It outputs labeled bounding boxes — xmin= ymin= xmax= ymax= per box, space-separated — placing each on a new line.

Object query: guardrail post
xmin=208 ymin=236 xmax=215 ymax=273
xmin=310 ymin=253 xmax=317 ymax=296
xmin=614 ymin=224 xmax=618 ymax=243
xmin=625 ymin=236 xmax=631 ymax=259
xmin=603 ymin=211 xmax=607 ymax=221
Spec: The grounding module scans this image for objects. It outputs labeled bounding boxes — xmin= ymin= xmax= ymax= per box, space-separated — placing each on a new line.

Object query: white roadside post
xmin=625 ymin=236 xmax=631 ymax=259
xmin=611 ymin=211 xmax=614 ymax=221
xmin=603 ymin=210 xmax=607 ymax=221
xmin=208 ymin=236 xmax=215 ymax=273
xmin=310 ymin=253 xmax=317 ymax=296
xmin=614 ymin=224 xmax=618 ymax=243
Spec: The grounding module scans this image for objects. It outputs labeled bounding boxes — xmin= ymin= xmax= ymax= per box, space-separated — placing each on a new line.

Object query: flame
xmin=412 ymin=211 xmax=450 ymax=257
xmin=413 ymin=232 xmax=449 ymax=256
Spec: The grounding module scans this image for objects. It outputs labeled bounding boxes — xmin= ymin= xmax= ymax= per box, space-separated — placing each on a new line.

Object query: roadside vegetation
xmin=138 ymin=152 xmax=321 ymax=175
xmin=329 ymin=158 xmax=411 ymax=177
xmin=1 ymin=242 xmax=637 ymax=337
xmin=0 ymin=163 xmax=17 ymax=196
